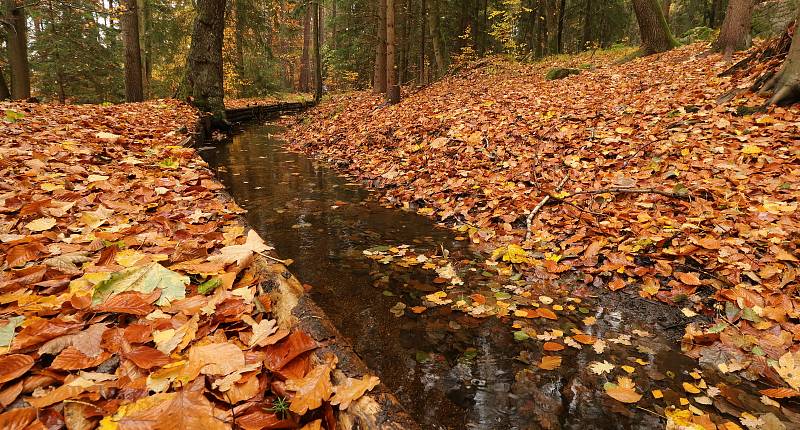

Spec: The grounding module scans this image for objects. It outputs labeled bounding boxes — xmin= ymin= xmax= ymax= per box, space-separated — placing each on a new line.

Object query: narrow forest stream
xmin=199 ymin=124 xmax=796 ymax=430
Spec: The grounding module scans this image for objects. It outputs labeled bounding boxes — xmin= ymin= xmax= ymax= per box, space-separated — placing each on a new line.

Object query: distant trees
xmin=631 ymin=0 xmax=677 ymax=55
xmin=186 ymin=0 xmax=227 ymax=124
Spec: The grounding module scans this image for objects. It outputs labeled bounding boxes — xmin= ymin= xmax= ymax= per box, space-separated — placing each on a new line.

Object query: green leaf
xmin=158 ymin=158 xmax=180 ymax=169
xmin=707 ymin=323 xmax=727 ymax=334
xmin=494 ymin=291 xmax=511 ymax=300
xmin=198 ymin=277 xmax=221 ymax=295
xmin=751 ymin=346 xmax=765 ymax=356
xmin=0 ymin=316 xmax=24 ymax=347
xmin=92 ymin=262 xmax=188 ymax=306
xmin=513 ymin=330 xmax=530 ymax=341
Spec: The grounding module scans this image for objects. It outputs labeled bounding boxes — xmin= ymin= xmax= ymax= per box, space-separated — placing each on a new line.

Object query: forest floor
xmin=0 ymin=101 xmax=386 ymax=429
xmin=287 ymin=43 xmax=800 ymax=427
xmin=226 ymin=93 xmax=313 ymax=110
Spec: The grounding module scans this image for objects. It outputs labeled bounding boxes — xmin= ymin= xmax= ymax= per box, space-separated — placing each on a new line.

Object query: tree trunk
xmin=313 ymin=0 xmax=323 ymax=102
xmin=713 ymin=0 xmax=756 ymax=58
xmin=556 ymin=0 xmax=566 ymax=53
xmin=761 ymin=10 xmax=800 ymax=106
xmin=427 ymin=0 xmax=445 ymax=77
xmin=632 ymin=0 xmax=677 ymax=55
xmin=186 ymin=0 xmax=227 ymax=126
xmin=374 ymin=0 xmax=387 ymax=93
xmin=0 ymin=67 xmax=10 ymax=100
xmin=418 ymin=0 xmax=426 ymax=85
xmin=582 ymin=0 xmax=593 ymax=50
xmin=4 ymin=0 xmax=31 ymax=99
xmin=137 ymin=0 xmax=149 ymax=97
xmin=708 ymin=0 xmax=726 ymax=28
xmin=121 ymin=0 xmax=144 ymax=102
xmin=300 ymin=6 xmax=311 ymax=92
xmin=386 ymin=0 xmax=400 ymax=103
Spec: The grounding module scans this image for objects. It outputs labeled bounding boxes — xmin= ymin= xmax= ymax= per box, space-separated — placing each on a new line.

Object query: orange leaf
xmin=572 ymin=334 xmax=596 ymax=345
xmin=536 ymin=308 xmax=558 ymax=320
xmin=543 ymin=342 xmax=565 ymax=351
xmin=0 ymin=354 xmax=34 ymax=384
xmin=0 ymin=407 xmax=36 ymax=430
xmin=264 ymin=330 xmax=318 ymax=371
xmin=760 ymin=387 xmax=800 ymax=398
xmin=608 ymin=276 xmax=626 ymax=291
xmin=286 ymin=354 xmax=337 ymax=415
xmin=676 ymin=272 xmax=701 ymax=286
xmin=538 ymin=355 xmax=562 ymax=370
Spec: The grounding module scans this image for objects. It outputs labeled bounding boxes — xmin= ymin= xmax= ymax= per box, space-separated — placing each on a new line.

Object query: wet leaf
xmin=538 ymin=355 xmax=562 ymax=370
xmin=330 ymin=374 xmax=380 ymax=410
xmin=604 ymin=376 xmax=642 ymax=403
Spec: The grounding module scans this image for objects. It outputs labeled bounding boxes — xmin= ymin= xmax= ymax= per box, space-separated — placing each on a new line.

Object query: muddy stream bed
xmin=199 ymin=124 xmax=795 ymax=430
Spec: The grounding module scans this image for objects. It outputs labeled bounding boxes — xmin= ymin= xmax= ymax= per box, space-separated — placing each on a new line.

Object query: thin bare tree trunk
xmin=4 ymin=0 xmax=31 ymax=99
xmin=300 ymin=5 xmax=311 ymax=92
xmin=374 ymin=0 xmax=387 ymax=92
xmin=187 ymin=0 xmax=227 ymax=125
xmin=418 ymin=0 xmax=426 ymax=85
xmin=121 ymin=0 xmax=144 ymax=102
xmin=426 ymin=0 xmax=444 ymax=77
xmin=556 ymin=0 xmax=566 ymax=53
xmin=713 ymin=0 xmax=756 ymax=59
xmin=632 ymin=0 xmax=677 ymax=55
xmin=386 ymin=0 xmax=399 ymax=103
xmin=313 ymin=0 xmax=322 ymax=102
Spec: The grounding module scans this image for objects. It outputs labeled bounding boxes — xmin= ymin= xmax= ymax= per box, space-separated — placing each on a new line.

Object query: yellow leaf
xmin=741 ymin=144 xmax=762 ymax=155
xmin=652 ymin=389 xmax=663 ymax=399
xmin=330 ymin=375 xmax=380 ymax=410
xmin=25 ymin=217 xmax=56 ymax=232
xmin=539 ymin=355 xmax=562 ymax=370
xmin=621 ymin=365 xmax=635 ymax=374
xmin=683 ymin=382 xmax=701 ymax=394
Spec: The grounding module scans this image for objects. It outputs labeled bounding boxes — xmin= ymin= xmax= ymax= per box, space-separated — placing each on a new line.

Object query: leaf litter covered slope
xmin=288 ymin=44 xmax=800 ymax=421
xmin=0 ymin=100 xmax=379 ymax=429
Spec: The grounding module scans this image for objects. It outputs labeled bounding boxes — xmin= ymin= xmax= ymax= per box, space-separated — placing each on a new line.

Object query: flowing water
xmin=199 ymin=124 xmax=797 ymax=430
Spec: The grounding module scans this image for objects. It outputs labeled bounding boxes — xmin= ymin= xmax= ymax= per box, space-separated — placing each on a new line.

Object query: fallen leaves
xmin=0 ymin=355 xmax=33 ymax=384
xmin=330 ymin=375 xmax=380 ymax=410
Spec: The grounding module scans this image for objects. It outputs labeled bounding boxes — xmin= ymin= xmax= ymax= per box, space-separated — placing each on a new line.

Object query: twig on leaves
xmin=256 ymin=251 xmax=290 ymax=265
xmin=525 ymin=172 xmax=570 ymax=241
xmin=563 ymin=187 xmax=691 ymax=201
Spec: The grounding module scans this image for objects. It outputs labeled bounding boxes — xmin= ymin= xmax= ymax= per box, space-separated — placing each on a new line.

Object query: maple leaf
xmin=208 ymin=230 xmax=272 ymax=266
xmin=285 ymin=354 xmax=337 ymax=414
xmin=92 ymin=262 xmax=188 ymax=306
xmin=589 ymin=360 xmax=614 ymax=375
xmin=604 ymin=376 xmax=642 ymax=403
xmin=330 ymin=374 xmax=380 ymax=410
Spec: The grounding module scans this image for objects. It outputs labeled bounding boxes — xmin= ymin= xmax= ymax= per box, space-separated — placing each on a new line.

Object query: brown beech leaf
xmin=0 ymin=380 xmax=23 ymax=407
xmin=0 ymin=354 xmax=34 ymax=384
xmin=543 ymin=342 xmax=565 ymax=351
xmin=51 ymin=347 xmax=111 ymax=370
xmin=0 ymin=407 xmax=36 ymax=430
xmin=236 ymin=409 xmax=296 ymax=430
xmin=107 ymin=387 xmax=228 ymax=430
xmin=124 ymin=345 xmax=171 ymax=370
xmin=676 ymin=272 xmax=702 ymax=286
xmin=178 ymin=342 xmax=245 ymax=382
xmin=93 ymin=290 xmax=160 ymax=315
xmin=10 ymin=318 xmax=83 ymax=351
xmin=286 ymin=354 xmax=337 ymax=415
xmin=330 ymin=374 xmax=380 ymax=410
xmin=760 ymin=387 xmax=800 ymax=398
xmin=264 ymin=330 xmax=318 ymax=371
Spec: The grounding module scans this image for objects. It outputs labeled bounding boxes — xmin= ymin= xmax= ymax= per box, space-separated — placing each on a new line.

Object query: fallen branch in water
xmin=525 ymin=172 xmax=569 ymax=241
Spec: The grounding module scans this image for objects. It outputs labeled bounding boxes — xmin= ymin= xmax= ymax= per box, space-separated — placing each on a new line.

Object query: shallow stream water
xmin=199 ymin=124 xmax=797 ymax=430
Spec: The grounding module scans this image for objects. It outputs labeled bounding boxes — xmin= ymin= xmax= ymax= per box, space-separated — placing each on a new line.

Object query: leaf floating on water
xmin=538 ymin=355 xmax=562 ymax=371
xmin=604 ymin=377 xmax=642 ymax=403
xmin=589 ymin=361 xmax=614 ymax=375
